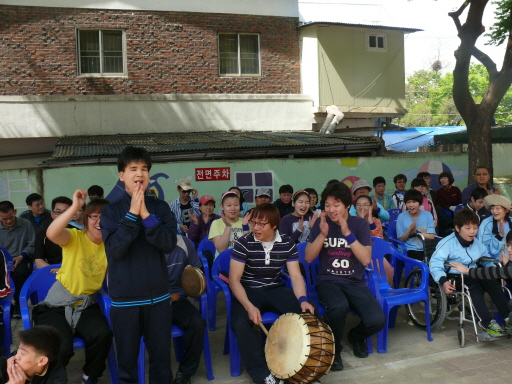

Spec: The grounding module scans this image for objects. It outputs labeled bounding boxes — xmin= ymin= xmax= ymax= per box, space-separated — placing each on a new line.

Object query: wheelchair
xmin=404 ymin=234 xmax=511 ymax=347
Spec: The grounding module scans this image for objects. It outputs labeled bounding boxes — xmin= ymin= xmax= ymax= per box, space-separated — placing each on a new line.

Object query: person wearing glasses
xmin=391 ymin=173 xmax=408 ymax=209
xmin=33 ymin=196 xmax=73 ymax=271
xmin=230 ymin=203 xmax=314 ymax=384
xmin=462 ymin=166 xmax=501 ymax=205
xmin=34 ymin=189 xmax=112 ymax=384
xmin=169 ymin=178 xmax=200 ymax=236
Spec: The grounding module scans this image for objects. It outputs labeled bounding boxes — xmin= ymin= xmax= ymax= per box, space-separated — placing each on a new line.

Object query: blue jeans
xmin=317 ymin=281 xmax=385 ymax=353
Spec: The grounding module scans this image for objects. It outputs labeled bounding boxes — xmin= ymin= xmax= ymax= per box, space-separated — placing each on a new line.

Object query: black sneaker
xmin=82 ymin=377 xmax=99 ymax=384
xmin=173 ymin=372 xmax=191 ymax=384
xmin=347 ymin=331 xmax=368 ymax=358
xmin=261 ymin=373 xmax=284 ymax=384
xmin=331 ymin=353 xmax=344 ymax=371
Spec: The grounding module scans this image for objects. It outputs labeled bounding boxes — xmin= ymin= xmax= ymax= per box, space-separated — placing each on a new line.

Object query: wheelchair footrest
xmin=476 ymin=332 xmax=507 ymax=342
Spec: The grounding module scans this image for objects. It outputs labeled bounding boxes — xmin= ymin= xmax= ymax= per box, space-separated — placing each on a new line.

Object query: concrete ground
xmin=11 ymin=296 xmax=512 ymax=384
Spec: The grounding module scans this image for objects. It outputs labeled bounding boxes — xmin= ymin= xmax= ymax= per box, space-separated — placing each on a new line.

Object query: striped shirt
xmin=168 ymin=197 xmax=200 ymax=234
xmin=231 ymin=231 xmax=298 ymax=289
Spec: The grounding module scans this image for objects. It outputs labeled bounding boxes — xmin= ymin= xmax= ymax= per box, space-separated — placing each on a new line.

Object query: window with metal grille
xmin=219 ymin=33 xmax=260 ymax=76
xmin=366 ymin=33 xmax=386 ymax=52
xmin=77 ymin=30 xmax=126 ymax=76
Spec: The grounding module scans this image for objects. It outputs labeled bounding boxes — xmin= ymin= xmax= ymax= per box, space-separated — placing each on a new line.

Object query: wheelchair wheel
xmin=405 ymin=268 xmax=446 ymax=331
xmin=458 ymin=324 xmax=465 ymax=348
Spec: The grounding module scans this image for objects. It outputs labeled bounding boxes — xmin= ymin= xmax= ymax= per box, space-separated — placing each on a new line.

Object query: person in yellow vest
xmin=33 ymin=189 xmax=112 ymax=384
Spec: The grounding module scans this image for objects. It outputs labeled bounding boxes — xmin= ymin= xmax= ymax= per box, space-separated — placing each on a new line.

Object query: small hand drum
xmin=265 ymin=312 xmax=335 ymax=384
xmin=181 ymin=267 xmax=206 ymax=298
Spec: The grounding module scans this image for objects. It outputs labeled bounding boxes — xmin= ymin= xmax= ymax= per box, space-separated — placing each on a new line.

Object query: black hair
xmin=0 ymin=201 xmax=14 ymax=213
xmin=506 ymin=230 xmax=512 ymax=244
xmin=393 ymin=174 xmax=407 ymax=184
xmin=474 ymin=166 xmax=490 ymax=174
xmin=87 ymin=185 xmax=104 ymax=198
xmin=373 ymin=176 xmax=386 ymax=187
xmin=453 ymin=208 xmax=479 ymax=228
xmin=278 ymin=184 xmax=294 ymax=195
xmin=320 ymin=182 xmax=352 ymax=208
xmin=417 ymin=172 xmax=431 ymax=179
xmin=117 ymin=146 xmax=152 ymax=172
xmin=326 ymin=179 xmax=341 ymax=187
xmin=51 ymin=196 xmax=73 ymax=211
xmin=18 ymin=325 xmax=61 ymax=362
xmin=26 ymin=193 xmax=43 ymax=206
xmin=229 ymin=186 xmax=246 ymax=204
xmin=292 ymin=190 xmax=310 ymax=203
xmin=403 ymin=189 xmax=423 ymax=206
xmin=304 ymin=188 xmax=318 ymax=196
xmin=355 ymin=195 xmax=372 ymax=206
xmin=438 ymin=172 xmax=454 ymax=185
xmin=411 ymin=178 xmax=427 ymax=188
xmin=471 ymin=187 xmax=488 ymax=201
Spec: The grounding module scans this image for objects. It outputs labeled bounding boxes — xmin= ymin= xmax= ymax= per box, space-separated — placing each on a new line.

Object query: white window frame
xmin=365 ymin=32 xmax=387 ymax=52
xmin=235 ymin=170 xmax=274 ymax=204
xmin=76 ymin=29 xmax=127 ymax=77
xmin=218 ymin=33 xmax=261 ymax=77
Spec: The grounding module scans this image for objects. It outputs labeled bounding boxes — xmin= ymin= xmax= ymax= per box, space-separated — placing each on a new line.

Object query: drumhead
xmin=265 ymin=313 xmax=310 ymax=378
xmin=181 ymin=267 xmax=206 ymax=298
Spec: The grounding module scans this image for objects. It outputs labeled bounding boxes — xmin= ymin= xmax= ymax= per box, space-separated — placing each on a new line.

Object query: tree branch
xmin=448 ymin=0 xmax=471 ymax=33
xmin=471 ymin=46 xmax=498 ymax=78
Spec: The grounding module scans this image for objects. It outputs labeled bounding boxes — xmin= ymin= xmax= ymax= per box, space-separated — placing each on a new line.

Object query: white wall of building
xmin=0 ymin=94 xmax=314 ymax=138
xmin=0 ymin=0 xmax=298 ymax=17
xmin=299 ymin=27 xmax=320 ymax=110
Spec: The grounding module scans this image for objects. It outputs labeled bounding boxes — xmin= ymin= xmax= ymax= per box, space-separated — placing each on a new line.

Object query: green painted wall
xmin=27 ymin=153 xmax=468 ymax=206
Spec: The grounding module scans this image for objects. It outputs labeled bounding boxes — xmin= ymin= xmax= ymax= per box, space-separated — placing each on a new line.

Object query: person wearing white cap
xmin=478 ymin=194 xmax=512 ymax=258
xmin=169 ymin=178 xmax=200 ymax=235
xmin=348 ymin=179 xmax=390 ymax=222
xmin=254 ymin=188 xmax=272 ymax=206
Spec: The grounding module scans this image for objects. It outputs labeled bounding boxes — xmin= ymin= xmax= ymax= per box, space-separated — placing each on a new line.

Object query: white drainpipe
xmin=319 ymin=105 xmax=345 ymax=134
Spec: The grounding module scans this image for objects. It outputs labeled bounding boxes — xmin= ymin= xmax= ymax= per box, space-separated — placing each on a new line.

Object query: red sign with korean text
xmin=195 ymin=167 xmax=230 ymax=181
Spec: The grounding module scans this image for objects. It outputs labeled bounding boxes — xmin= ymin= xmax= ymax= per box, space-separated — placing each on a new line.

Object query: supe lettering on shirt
xmin=323 ymin=237 xmax=351 ymax=248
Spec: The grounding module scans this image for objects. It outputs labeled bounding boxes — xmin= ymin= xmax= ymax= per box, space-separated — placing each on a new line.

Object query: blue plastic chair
xmin=368 ymin=237 xmax=433 ymax=353
xmin=387 ymin=220 xmax=414 ymax=287
xmin=136 ymin=291 xmax=214 ymax=383
xmin=387 ymin=208 xmax=401 ymax=223
xmin=197 ymin=238 xmax=223 ymax=331
xmin=19 ymin=265 xmax=118 ymax=383
xmin=0 ymin=247 xmax=14 ymax=357
xmin=212 ymin=249 xmax=279 ymax=377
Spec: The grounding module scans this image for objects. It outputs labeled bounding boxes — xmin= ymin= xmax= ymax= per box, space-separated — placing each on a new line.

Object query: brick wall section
xmin=0 ymin=5 xmax=300 ymax=95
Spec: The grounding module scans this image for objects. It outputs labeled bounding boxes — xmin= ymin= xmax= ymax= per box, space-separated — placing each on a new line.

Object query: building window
xmin=77 ymin=29 xmax=126 ymax=76
xmin=235 ymin=171 xmax=274 ymax=204
xmin=366 ymin=33 xmax=386 ymax=52
xmin=219 ymin=33 xmax=260 ymax=76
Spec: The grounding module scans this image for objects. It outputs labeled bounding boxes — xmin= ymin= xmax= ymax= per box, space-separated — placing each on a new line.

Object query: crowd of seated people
xmin=0 ymin=160 xmax=510 ymax=384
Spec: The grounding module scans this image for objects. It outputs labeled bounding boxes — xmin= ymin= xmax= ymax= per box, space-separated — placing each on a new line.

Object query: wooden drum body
xmin=265 ymin=313 xmax=335 ymax=384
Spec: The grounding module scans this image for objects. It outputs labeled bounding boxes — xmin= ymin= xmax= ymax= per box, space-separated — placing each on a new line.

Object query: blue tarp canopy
xmin=381 ymin=126 xmax=467 ymax=152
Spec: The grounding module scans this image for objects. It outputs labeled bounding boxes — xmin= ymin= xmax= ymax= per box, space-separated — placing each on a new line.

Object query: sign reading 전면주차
xmin=195 ymin=167 xmax=231 ymax=181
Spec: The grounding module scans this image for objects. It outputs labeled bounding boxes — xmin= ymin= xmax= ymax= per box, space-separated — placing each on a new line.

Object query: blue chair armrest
xmin=392 ymin=251 xmax=430 ymax=290
xmin=96 ymin=289 xmax=112 ymax=328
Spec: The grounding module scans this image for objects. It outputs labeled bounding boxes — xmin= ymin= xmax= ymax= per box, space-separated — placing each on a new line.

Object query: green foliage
xmin=486 ymin=0 xmax=512 ymax=46
xmin=396 ymin=64 xmax=512 ymax=127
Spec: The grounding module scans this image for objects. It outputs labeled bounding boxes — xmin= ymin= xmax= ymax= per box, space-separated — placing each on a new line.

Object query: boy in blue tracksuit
xmin=101 ymin=146 xmax=177 ymax=384
xmin=430 ymin=208 xmax=510 ymax=337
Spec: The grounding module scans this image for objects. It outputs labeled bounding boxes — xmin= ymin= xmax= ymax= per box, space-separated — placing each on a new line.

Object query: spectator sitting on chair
xmin=87 ymin=186 xmax=104 ymax=201
xmin=461 ymin=166 xmax=501 ymax=205
xmin=0 ymin=326 xmax=66 ymax=384
xmin=305 ymin=182 xmax=385 ymax=371
xmin=219 ymin=187 xmax=250 ymax=217
xmin=19 ymin=193 xmax=52 ymax=236
xmin=454 ymin=187 xmax=490 ymax=223
xmin=187 ymin=195 xmax=220 ymax=247
xmin=165 ymin=235 xmax=206 ymax=384
xmin=391 ymin=174 xmax=407 ymax=210
xmin=230 ymin=203 xmax=314 ymax=384
xmin=0 ymin=200 xmax=35 ymax=319
xmin=349 ymin=179 xmax=390 ymax=222
xmin=279 ymin=190 xmax=314 ymax=244
xmin=430 ymin=208 xmax=509 ymax=338
xmin=170 ymin=178 xmax=200 ymax=236
xmin=272 ymin=184 xmax=294 ymax=218
xmin=304 ymin=188 xmax=320 ymax=214
xmin=34 ymin=196 xmax=72 ymax=271
xmin=404 ymin=178 xmax=438 ymax=228
xmin=436 ymin=172 xmax=462 ymax=211
xmin=417 ymin=172 xmax=438 ymax=207
xmin=396 ymin=189 xmax=436 ymax=261
xmin=478 ymin=194 xmax=512 ymax=258
xmin=372 ymin=176 xmax=393 ymax=210
xmin=34 ymin=190 xmax=112 ymax=384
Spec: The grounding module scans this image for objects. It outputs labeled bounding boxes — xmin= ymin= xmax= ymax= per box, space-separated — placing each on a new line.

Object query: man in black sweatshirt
xmin=101 ymin=146 xmax=177 ymax=384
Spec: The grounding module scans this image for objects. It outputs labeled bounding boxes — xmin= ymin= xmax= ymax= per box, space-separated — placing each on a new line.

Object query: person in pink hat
xmin=188 ymin=195 xmax=220 ymax=247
